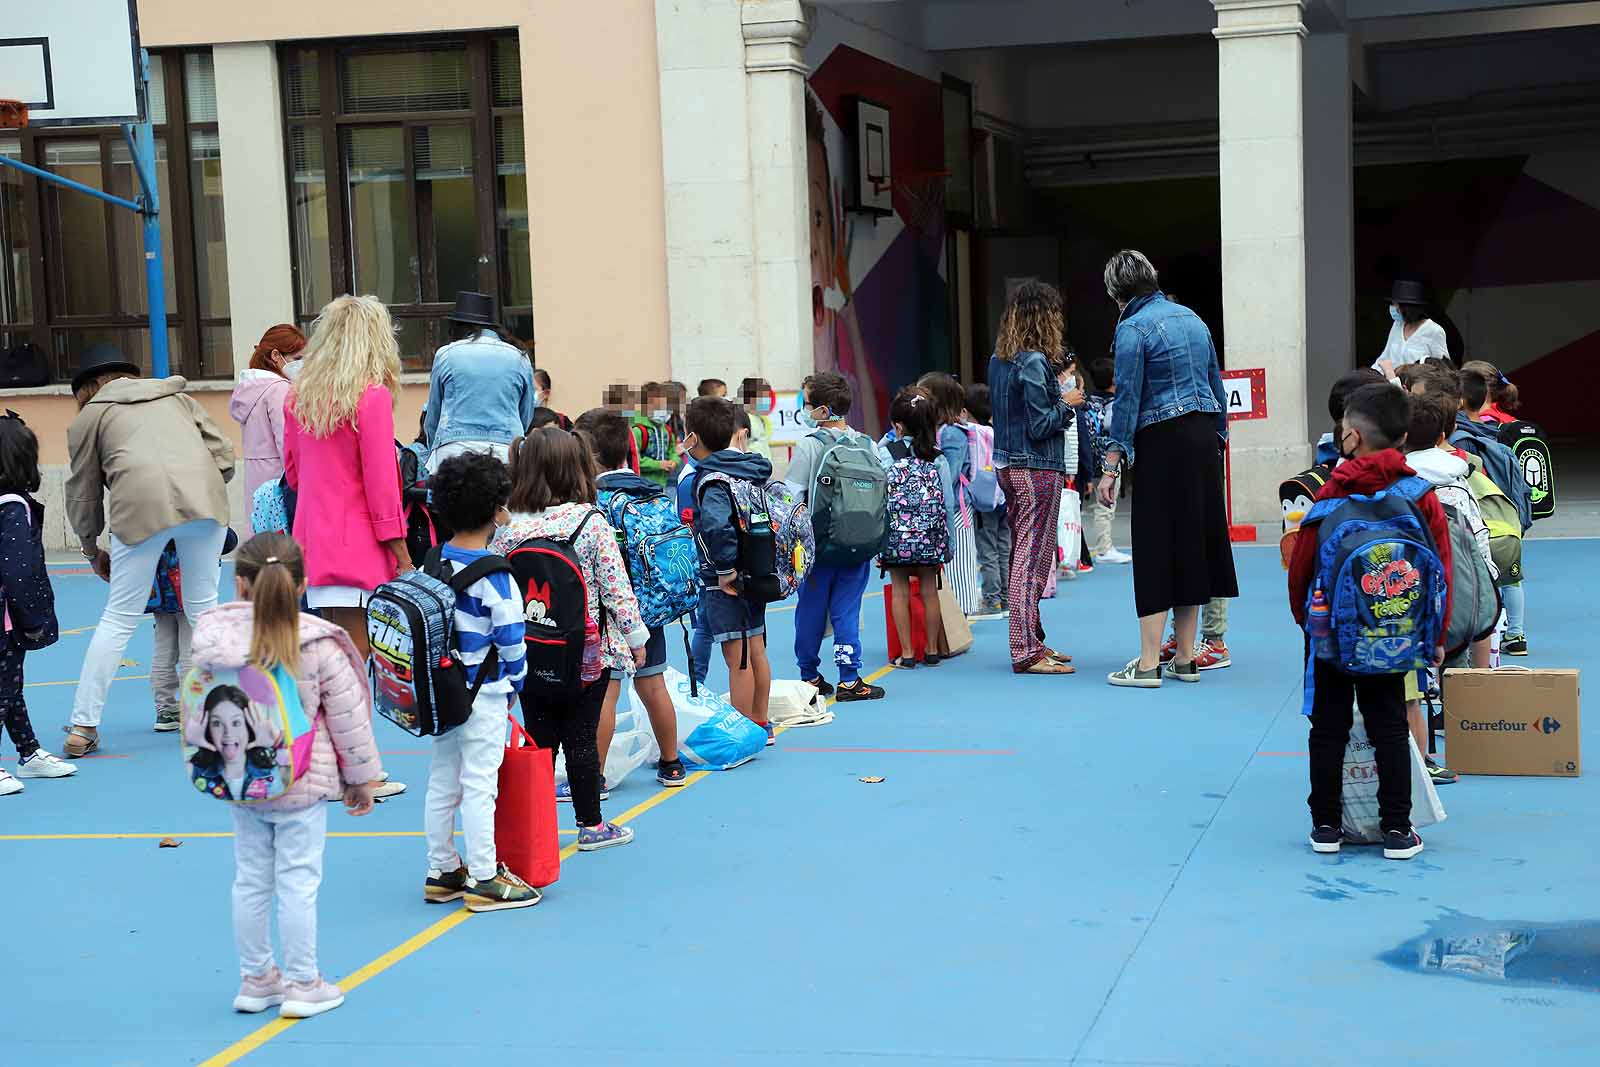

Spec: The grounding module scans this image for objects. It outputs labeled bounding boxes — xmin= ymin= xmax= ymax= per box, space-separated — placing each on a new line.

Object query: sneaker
xmin=0 ymin=768 xmax=22 ymax=796
xmin=802 ymin=675 xmax=835 ymax=697
xmin=1108 ymin=659 xmax=1162 ymax=689
xmin=1383 ymin=829 xmax=1425 ymax=861
xmin=153 ymin=706 xmax=180 ymax=732
xmin=576 ymin=821 xmax=635 ymax=852
xmin=1425 ymin=757 xmax=1458 ymax=786
xmin=463 ymin=864 xmax=541 ymax=911
xmin=970 ymin=601 xmax=1007 ymax=621
xmin=423 ymin=865 xmax=470 ymax=903
xmin=16 ymin=749 xmax=77 ymax=779
xmin=556 ymin=777 xmax=610 ymax=803
xmin=1309 ymin=826 xmax=1343 ymax=854
xmin=1076 ymin=561 xmax=1094 ymax=574
xmin=1166 ymin=659 xmax=1200 ymax=684
xmin=1095 ymin=548 xmax=1133 ymax=565
xmin=278 ymin=977 xmax=346 ymax=1018
xmin=1159 ymin=636 xmax=1179 ymax=664
xmin=1502 ymin=636 xmax=1528 ymax=657
xmin=233 ymin=967 xmax=286 ymax=1013
xmin=656 ymin=758 xmax=688 ymax=787
xmin=1193 ymin=640 xmax=1232 ymax=671
xmin=764 ymin=723 xmax=775 ymax=747
xmin=835 ymin=680 xmax=885 ymax=702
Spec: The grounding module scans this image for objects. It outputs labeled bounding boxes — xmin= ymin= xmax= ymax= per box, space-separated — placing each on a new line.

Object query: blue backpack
xmin=1451 ymin=426 xmax=1532 ymax=531
xmin=1302 ymin=476 xmax=1447 ymax=675
xmin=597 ymin=484 xmax=700 ymax=627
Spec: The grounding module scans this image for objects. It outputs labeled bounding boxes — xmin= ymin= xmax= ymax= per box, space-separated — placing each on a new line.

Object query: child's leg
xmin=1354 ymin=673 xmax=1413 ymax=835
xmin=792 ymin=566 xmax=832 ymax=681
xmin=231 ymin=806 xmax=278 ymax=978
xmin=1470 ymin=637 xmax=1491 ymax=668
xmin=722 ymin=638 xmax=755 ymax=719
xmin=424 ymin=717 xmax=468 ymax=876
xmin=918 ymin=568 xmax=948 ymax=656
xmin=0 ymin=634 xmax=39 ymax=760
xmin=150 ymin=612 xmax=179 ymax=715
xmin=455 ymin=690 xmax=509 ymax=879
xmin=633 ymin=674 xmax=678 ymax=763
xmin=561 ymin=676 xmax=608 ymax=828
xmin=888 ymin=570 xmax=915 ymax=659
xmin=323 ymin=607 xmax=370 ymax=660
xmin=1306 ymin=658 xmax=1357 ymax=829
xmin=1406 ymin=699 xmax=1427 ymax=754
xmin=1503 ymin=581 xmax=1526 ymax=638
xmin=1201 ymin=597 xmax=1227 ymax=645
xmin=596 ymin=694 xmax=616 ymax=778
xmin=828 ymin=562 xmax=872 ymax=685
xmin=270 ymin=803 xmax=329 ymax=985
xmin=749 ymin=634 xmax=772 ymax=728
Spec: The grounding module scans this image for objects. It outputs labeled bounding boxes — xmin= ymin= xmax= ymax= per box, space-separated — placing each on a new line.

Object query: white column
xmin=212 ymin=43 xmax=295 ymax=372
xmin=1302 ymin=30 xmax=1354 ymax=442
xmin=1214 ymin=0 xmax=1312 ymax=521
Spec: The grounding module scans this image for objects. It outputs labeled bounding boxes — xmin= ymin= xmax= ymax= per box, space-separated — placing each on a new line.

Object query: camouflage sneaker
xmin=463 ymin=864 xmax=541 ymax=912
xmin=153 ymin=707 xmax=181 ymax=732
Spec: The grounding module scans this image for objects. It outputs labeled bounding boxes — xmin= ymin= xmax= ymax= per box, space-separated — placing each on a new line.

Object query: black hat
xmin=446 ymin=291 xmax=498 ymax=327
xmin=72 ymin=344 xmax=141 ymax=394
xmin=1389 ymin=280 xmax=1427 ymax=306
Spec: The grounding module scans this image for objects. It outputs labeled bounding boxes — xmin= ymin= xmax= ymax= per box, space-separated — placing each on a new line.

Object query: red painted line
xmin=781 ymin=746 xmax=1017 ymax=756
xmin=47 ymin=567 xmax=94 ymax=575
xmin=379 ymin=750 xmax=432 ymax=756
xmin=1258 ymin=751 xmax=1309 ymax=757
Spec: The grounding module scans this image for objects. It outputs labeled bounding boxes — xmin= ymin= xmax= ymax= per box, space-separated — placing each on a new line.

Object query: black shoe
xmin=1502 ymin=636 xmax=1528 ymax=657
xmin=835 ymin=680 xmax=885 ymax=702
xmin=1425 ymin=757 xmax=1458 ymax=785
xmin=1309 ymin=826 xmax=1342 ymax=854
xmin=1383 ymin=829 xmax=1425 ymax=860
xmin=891 ymin=657 xmax=917 ymax=670
xmin=802 ymin=675 xmax=835 ymax=697
xmin=655 ymin=758 xmax=688 ymax=788
xmin=923 ymin=654 xmax=942 ymax=667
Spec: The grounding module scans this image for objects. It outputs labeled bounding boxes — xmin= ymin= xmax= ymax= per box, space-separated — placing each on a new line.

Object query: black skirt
xmin=1130 ymin=411 xmax=1240 ymax=618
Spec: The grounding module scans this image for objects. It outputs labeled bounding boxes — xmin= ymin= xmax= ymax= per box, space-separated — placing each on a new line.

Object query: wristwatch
xmin=81 ymin=543 xmax=99 ymax=559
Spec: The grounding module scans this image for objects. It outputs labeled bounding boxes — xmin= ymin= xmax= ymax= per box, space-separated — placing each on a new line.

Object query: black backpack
xmin=505 ymin=509 xmax=604 ymax=695
xmin=398 ymin=442 xmax=448 ymax=567
xmin=0 ymin=343 xmax=50 ymax=388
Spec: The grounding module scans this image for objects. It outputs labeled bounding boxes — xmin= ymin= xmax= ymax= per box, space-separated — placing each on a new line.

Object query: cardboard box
xmin=1444 ymin=669 xmax=1581 ymax=777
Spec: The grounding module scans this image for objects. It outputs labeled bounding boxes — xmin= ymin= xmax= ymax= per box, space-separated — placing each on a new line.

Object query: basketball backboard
xmin=0 ymin=0 xmax=143 ymax=126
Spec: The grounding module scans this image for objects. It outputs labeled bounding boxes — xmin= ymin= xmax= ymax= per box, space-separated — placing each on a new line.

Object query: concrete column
xmin=212 ymin=43 xmax=295 ymax=372
xmin=1302 ymin=30 xmax=1354 ymax=446
xmin=1213 ymin=0 xmax=1312 ymax=521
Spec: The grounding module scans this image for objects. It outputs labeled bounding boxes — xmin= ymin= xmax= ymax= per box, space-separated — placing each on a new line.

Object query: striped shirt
xmin=439 ymin=544 xmax=527 ymax=695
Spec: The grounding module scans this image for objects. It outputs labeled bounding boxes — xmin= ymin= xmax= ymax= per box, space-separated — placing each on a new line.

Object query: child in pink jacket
xmin=187 ymin=533 xmax=384 ymax=1021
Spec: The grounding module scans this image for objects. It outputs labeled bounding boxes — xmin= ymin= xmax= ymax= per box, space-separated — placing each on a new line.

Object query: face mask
xmin=798 ymin=408 xmax=819 ymax=430
xmin=651 ymin=408 xmax=671 ymax=423
xmin=1389 ymin=305 xmax=1402 ymax=324
xmin=1338 ymin=428 xmax=1358 ymax=461
xmin=1064 ymin=375 xmax=1077 ymax=392
xmin=284 ymin=359 xmax=303 ymax=381
xmin=534 ymin=389 xmax=546 ymax=408
xmin=755 ymin=397 xmax=774 ymax=415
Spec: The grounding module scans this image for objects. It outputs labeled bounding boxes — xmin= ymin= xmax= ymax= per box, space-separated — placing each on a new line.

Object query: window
xmin=283 ymin=33 xmax=528 ymax=371
xmin=0 ymin=50 xmax=232 ymax=382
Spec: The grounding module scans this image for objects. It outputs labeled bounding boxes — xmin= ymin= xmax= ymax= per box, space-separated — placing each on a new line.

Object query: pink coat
xmin=189 ymin=601 xmax=384 ymax=811
xmin=229 ymin=369 xmax=292 ymax=531
xmin=283 ymin=384 xmax=405 ymax=592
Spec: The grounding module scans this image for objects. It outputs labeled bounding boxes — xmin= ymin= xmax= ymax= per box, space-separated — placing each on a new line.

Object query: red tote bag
xmin=495 ymin=716 xmax=561 ymax=888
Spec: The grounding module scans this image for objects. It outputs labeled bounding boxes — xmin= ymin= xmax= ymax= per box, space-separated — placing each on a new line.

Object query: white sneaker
xmin=373 ymin=777 xmax=407 ymax=801
xmin=279 ymin=977 xmax=345 ymax=1018
xmin=17 ymin=749 xmax=78 ymax=779
xmin=1095 ymin=548 xmax=1133 ymax=565
xmin=0 ymin=768 xmax=22 ymax=796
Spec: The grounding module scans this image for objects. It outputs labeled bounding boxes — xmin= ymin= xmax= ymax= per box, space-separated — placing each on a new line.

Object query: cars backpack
xmin=1498 ymin=419 xmax=1555 ymax=521
xmin=1438 ymin=501 xmax=1500 ymax=657
xmin=597 ymin=483 xmax=699 ymax=627
xmin=962 ymin=422 xmax=1004 ymax=514
xmin=1301 ymin=475 xmax=1447 ymax=675
xmin=878 ymin=440 xmax=949 ymax=569
xmin=695 ymin=472 xmax=814 ymax=603
xmin=366 ymin=551 xmax=515 ymax=736
xmin=179 ymin=663 xmax=315 ymax=802
xmin=505 ymin=509 xmax=605 ymax=694
xmin=807 ymin=428 xmax=888 ymax=566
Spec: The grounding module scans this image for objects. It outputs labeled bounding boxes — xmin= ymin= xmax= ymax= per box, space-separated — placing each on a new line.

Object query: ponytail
xmin=234 ymin=533 xmax=305 ymax=674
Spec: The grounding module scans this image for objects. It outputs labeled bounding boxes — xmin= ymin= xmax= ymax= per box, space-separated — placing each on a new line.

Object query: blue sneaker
xmin=555 ymin=778 xmax=610 ymax=803
xmin=655 ymin=759 xmax=688 ymax=788
xmin=576 ymin=821 xmax=634 ymax=851
xmin=764 ymin=723 xmax=775 ymax=747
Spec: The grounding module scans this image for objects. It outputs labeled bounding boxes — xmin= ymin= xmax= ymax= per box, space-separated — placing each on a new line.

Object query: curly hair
xmin=994 ymin=280 xmax=1065 ymax=363
xmin=291 ymin=295 xmax=401 ymax=437
xmin=432 ymin=452 xmax=512 ymax=531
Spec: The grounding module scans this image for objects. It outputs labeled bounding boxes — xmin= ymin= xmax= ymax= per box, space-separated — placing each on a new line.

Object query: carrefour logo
xmin=1534 ymin=716 xmax=1562 ymax=735
xmin=1460 ymin=717 xmax=1562 ymax=733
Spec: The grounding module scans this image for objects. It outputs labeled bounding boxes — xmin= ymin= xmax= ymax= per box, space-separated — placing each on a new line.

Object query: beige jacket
xmin=66 ymin=376 xmax=235 ymax=546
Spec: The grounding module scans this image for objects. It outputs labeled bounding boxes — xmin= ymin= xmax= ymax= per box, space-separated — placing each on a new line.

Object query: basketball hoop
xmin=0 ymin=101 xmax=27 ymax=130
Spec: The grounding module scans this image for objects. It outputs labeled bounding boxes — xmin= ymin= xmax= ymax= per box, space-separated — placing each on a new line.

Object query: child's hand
xmin=344 ymin=781 xmax=379 ymax=816
xmin=718 ymin=573 xmax=740 ymax=597
xmin=1433 ymin=645 xmax=1446 ymax=668
xmin=632 ymin=644 xmax=648 ymax=669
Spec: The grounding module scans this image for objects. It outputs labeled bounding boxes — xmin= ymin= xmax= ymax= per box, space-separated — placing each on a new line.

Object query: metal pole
xmin=126 ymin=49 xmax=168 ymax=378
xmin=0 ymin=155 xmax=142 ymax=214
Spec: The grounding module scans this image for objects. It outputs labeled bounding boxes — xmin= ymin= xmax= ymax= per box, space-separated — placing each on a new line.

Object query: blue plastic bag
xmin=662 ymin=669 xmax=764 ymax=770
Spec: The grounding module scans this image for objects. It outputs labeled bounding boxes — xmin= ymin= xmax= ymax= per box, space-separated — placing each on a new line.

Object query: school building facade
xmin=3 ymin=0 xmax=1598 ymax=546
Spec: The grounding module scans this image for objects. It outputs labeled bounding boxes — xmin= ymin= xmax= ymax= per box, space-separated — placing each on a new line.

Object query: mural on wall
xmin=806 ymin=45 xmax=950 ymax=436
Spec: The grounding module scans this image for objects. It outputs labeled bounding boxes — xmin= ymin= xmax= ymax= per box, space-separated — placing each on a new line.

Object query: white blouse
xmin=1374 ymin=318 xmax=1448 ymax=373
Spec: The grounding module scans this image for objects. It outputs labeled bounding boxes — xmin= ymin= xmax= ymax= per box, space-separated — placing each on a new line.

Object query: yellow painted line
xmin=27 ymin=673 xmax=147 ymax=689
xmin=0 ymin=830 xmax=578 ymax=841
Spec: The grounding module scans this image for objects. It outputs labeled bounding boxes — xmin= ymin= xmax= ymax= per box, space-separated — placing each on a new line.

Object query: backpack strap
xmin=885 ymin=439 xmax=912 ymax=463
xmin=1388 ymin=475 xmax=1432 ymax=503
xmin=443 ymin=554 xmax=515 ymax=595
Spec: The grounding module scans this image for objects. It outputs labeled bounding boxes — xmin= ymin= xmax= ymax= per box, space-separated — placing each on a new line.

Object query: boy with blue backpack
xmin=784 ymin=372 xmax=887 ymax=701
xmin=1287 ymin=384 xmax=1452 ymax=860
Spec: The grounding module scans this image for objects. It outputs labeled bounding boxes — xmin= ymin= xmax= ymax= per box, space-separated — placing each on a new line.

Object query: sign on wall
xmin=1221 ymin=368 xmax=1267 ymax=421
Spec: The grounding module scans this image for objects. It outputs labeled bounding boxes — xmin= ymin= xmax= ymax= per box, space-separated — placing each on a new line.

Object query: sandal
xmin=1043 ymin=646 xmax=1073 ymax=664
xmin=891 ymin=657 xmax=918 ymax=670
xmin=1020 ymin=658 xmax=1075 ymax=675
xmin=62 ymin=724 xmax=100 ymax=758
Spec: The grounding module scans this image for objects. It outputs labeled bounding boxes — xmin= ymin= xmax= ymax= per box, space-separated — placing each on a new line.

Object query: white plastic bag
xmin=1340 ymin=721 xmax=1447 ymax=844
xmin=552 ymin=691 xmax=659 ymax=790
xmin=1057 ymin=489 xmax=1082 ymax=570
xmin=661 ymin=668 xmax=765 ymax=770
xmin=767 ymin=679 xmax=833 ymax=729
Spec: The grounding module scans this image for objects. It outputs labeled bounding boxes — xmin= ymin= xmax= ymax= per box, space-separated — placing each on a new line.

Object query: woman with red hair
xmin=230 ymin=324 xmax=307 ymax=534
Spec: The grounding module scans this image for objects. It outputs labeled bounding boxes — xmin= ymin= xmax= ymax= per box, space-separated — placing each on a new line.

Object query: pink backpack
xmin=962 ymin=423 xmax=1004 ymax=513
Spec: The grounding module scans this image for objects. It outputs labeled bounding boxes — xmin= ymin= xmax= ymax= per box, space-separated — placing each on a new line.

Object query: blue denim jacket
xmin=423 ymin=331 xmax=536 ymax=449
xmin=987 ymin=350 xmax=1075 ymax=472
xmin=1104 ymin=293 xmax=1227 ymax=464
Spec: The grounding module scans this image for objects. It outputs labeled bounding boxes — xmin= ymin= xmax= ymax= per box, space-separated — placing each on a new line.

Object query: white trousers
xmin=425 ymin=688 xmax=509 ymax=881
xmin=426 ymin=440 xmax=510 ymax=476
xmin=73 ymin=518 xmax=226 ymax=727
xmin=150 ymin=611 xmax=194 ymax=713
xmin=232 ymin=802 xmax=327 ymax=983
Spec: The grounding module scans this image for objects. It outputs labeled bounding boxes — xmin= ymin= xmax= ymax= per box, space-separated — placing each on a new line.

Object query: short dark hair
xmin=803 ymin=371 xmax=852 ymax=417
xmin=640 ymin=381 xmax=669 ymax=404
xmin=0 ymin=414 xmax=41 ymax=494
xmin=508 ymin=427 xmax=596 ymax=513
xmin=739 ymin=377 xmax=770 ymax=404
xmin=575 ymin=408 xmax=631 ymax=469
xmin=697 ymin=378 xmax=726 ymax=396
xmin=1328 ymin=368 xmax=1386 ymax=422
xmin=432 ymin=452 xmax=511 ymax=531
xmin=1405 ymin=389 xmax=1448 ymax=451
xmin=1089 ymin=357 xmax=1115 ymax=393
xmin=530 ymin=407 xmax=561 ymax=429
xmin=964 ymin=382 xmax=992 ymax=424
xmin=1459 ymin=364 xmax=1490 ymax=411
xmin=1343 ymin=382 xmax=1411 ymax=450
xmin=733 ymin=406 xmax=751 ymax=434
xmin=686 ymin=396 xmax=736 ymax=451
xmin=1397 ymin=303 xmax=1429 ymax=325
xmin=533 ymin=368 xmax=551 ymax=392
xmin=1417 ymin=360 xmax=1461 ymax=413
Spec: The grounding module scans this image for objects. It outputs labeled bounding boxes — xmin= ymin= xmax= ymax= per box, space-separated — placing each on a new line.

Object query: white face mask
xmin=284 ymin=359 xmax=303 ymax=381
xmin=1064 ymin=375 xmax=1077 ymax=392
xmin=651 ymin=408 xmax=671 ymax=423
xmin=534 ymin=389 xmax=546 ymax=408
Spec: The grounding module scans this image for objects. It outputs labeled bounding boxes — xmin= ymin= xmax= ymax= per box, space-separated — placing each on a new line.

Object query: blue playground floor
xmin=7 ymin=540 xmax=1600 ymax=1066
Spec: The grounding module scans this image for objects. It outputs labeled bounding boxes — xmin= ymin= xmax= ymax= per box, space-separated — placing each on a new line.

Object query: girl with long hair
xmin=878 ymin=387 xmax=958 ymax=669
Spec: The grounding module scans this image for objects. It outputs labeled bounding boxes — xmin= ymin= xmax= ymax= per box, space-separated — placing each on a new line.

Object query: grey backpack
xmin=1440 ymin=501 xmax=1500 ymax=657
xmin=808 ymin=429 xmax=888 ymax=567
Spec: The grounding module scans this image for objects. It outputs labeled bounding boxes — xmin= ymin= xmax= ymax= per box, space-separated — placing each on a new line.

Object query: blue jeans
xmin=690 ymin=606 xmax=713 ymax=685
xmin=793 ymin=561 xmax=872 ymax=684
xmin=1503 ymin=581 xmax=1525 ymax=639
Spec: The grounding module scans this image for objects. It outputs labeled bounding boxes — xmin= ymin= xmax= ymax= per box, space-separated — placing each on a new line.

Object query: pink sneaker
xmin=232 ymin=968 xmax=285 ymax=1013
xmin=279 ymin=977 xmax=345 ymax=1019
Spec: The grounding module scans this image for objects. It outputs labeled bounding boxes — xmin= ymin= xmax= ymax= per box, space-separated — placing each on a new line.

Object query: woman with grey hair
xmin=1095 ymin=250 xmax=1238 ymax=688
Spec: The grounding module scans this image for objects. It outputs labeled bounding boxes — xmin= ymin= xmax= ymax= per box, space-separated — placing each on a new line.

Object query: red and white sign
xmin=1221 ymin=368 xmax=1267 ymax=421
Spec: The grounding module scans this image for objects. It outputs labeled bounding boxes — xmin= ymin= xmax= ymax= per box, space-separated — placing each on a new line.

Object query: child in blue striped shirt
xmin=421 ymin=452 xmax=538 ymax=912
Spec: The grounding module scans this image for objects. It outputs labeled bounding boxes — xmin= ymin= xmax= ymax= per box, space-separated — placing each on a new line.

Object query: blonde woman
xmin=284 ymin=296 xmax=411 ymax=658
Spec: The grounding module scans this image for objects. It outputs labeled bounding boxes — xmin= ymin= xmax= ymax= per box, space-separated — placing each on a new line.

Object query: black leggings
xmin=0 ymin=633 xmax=38 ymax=760
xmin=522 ymin=671 xmax=609 ymax=828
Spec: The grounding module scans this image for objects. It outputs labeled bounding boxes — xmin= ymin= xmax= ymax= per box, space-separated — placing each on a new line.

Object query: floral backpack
xmin=878 ymin=440 xmax=949 ymax=568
